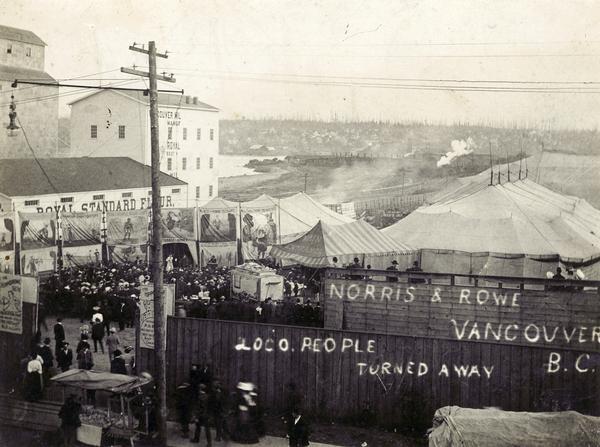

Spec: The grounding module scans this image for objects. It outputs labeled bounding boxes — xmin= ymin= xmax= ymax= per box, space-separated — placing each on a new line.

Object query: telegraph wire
xmin=15 ymin=116 xmax=60 ymax=194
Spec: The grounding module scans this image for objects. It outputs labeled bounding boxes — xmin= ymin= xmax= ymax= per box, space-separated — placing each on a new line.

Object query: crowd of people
xmin=174 ymin=364 xmax=310 ymax=445
xmin=38 ymin=258 xmax=325 ymax=332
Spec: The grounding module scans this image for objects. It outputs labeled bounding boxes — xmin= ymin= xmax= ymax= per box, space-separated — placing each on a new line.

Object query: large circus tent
xmin=382 ymin=176 xmax=600 ymax=278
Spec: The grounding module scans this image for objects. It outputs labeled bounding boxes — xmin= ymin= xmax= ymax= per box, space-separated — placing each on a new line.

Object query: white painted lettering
xmin=357 ymin=363 xmax=368 ymax=376
xmin=504 ymin=324 xmax=518 ymax=341
xmin=367 ymin=339 xmax=376 ymax=353
xmin=418 ymin=362 xmax=428 ymax=377
xmin=405 ymin=286 xmax=415 ymax=303
xmin=347 ymin=284 xmax=361 ymax=300
xmin=278 ymin=339 xmax=289 ymax=352
xmin=323 ymin=338 xmax=336 ymax=352
xmin=547 ymin=352 xmax=561 ymax=373
xmin=575 ymin=354 xmax=590 ymax=373
xmin=450 ymin=319 xmax=470 ymax=340
xmin=483 ymin=366 xmax=494 ymax=378
xmin=485 ymin=323 xmax=502 ymax=341
xmin=341 ymin=338 xmax=353 ymax=352
xmin=476 ymin=289 xmax=489 ymax=305
xmin=381 ymin=286 xmax=393 ymax=301
xmin=543 ymin=326 xmax=559 ymax=343
xmin=365 ymin=284 xmax=376 ymax=301
xmin=459 ymin=289 xmax=471 ymax=304
xmin=301 ymin=337 xmax=312 ymax=352
xmin=524 ymin=324 xmax=540 ymax=343
xmin=579 ymin=327 xmax=587 ymax=344
xmin=406 ymin=361 xmax=415 ymax=374
xmin=431 ymin=287 xmax=442 ymax=303
xmin=330 ymin=283 xmax=344 ymax=300
xmin=438 ymin=364 xmax=449 ymax=377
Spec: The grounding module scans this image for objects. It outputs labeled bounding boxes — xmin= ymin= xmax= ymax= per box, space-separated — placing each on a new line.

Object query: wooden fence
xmin=139 ymin=317 xmax=600 ymax=428
xmin=323 ymin=269 xmax=600 ymax=351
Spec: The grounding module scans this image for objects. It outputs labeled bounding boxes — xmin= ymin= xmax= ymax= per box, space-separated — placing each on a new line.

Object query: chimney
xmin=193 ymin=97 xmax=198 ymax=105
xmin=185 ymin=95 xmax=190 ymax=104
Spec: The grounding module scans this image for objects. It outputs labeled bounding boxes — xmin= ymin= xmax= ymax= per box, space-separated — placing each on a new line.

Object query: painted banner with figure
xmin=109 ymin=244 xmax=147 ymax=264
xmin=139 ymin=284 xmax=175 ymax=349
xmin=106 ymin=210 xmax=149 ymax=245
xmin=21 ymin=247 xmax=58 ymax=275
xmin=240 ymin=206 xmax=278 ymax=261
xmin=161 ymin=208 xmax=195 ymax=241
xmin=19 ymin=212 xmax=57 ymax=250
xmin=0 ymin=273 xmax=22 ymax=334
xmin=0 ymin=212 xmax=15 ymax=273
xmin=63 ymin=244 xmax=102 ymax=268
xmin=200 ymin=242 xmax=237 ymax=267
xmin=61 ymin=212 xmax=102 ymax=247
xmin=199 ymin=210 xmax=237 ymax=243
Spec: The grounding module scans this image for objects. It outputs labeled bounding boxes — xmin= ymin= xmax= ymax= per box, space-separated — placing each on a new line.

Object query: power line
xmin=15 ymin=116 xmax=60 ymax=194
xmin=157 ymin=68 xmax=600 ymax=86
xmin=168 ymin=72 xmax=600 ymax=93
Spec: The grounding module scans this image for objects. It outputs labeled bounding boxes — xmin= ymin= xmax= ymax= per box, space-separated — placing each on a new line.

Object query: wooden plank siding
xmin=139 ymin=317 xmax=600 ymax=427
xmin=323 ymin=277 xmax=600 ymax=352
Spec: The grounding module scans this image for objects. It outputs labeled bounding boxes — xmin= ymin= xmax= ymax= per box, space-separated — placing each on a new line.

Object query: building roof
xmin=0 ymin=64 xmax=55 ymax=82
xmin=0 ymin=25 xmax=46 ymax=46
xmin=0 ymin=157 xmax=186 ymax=197
xmin=68 ymin=89 xmax=219 ymax=112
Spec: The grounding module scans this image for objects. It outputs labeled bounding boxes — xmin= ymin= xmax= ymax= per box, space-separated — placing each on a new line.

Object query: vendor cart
xmin=50 ymin=369 xmax=153 ymax=446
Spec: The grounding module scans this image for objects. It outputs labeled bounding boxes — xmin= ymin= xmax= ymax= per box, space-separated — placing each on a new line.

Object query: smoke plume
xmin=437 ymin=137 xmax=475 ymax=168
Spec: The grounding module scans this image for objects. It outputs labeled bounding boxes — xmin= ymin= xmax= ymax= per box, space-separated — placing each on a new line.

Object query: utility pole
xmin=122 ymin=42 xmax=175 ymax=447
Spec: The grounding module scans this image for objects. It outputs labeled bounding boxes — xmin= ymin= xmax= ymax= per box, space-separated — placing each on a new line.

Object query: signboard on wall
xmin=0 ymin=273 xmax=22 ymax=334
xmin=138 ymin=284 xmax=175 ymax=349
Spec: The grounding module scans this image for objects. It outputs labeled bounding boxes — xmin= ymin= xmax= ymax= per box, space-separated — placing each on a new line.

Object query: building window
xmin=26 ymin=47 xmax=31 ymax=57
xmin=172 ymin=188 xmax=181 ymax=194
xmin=209 ymin=157 xmax=214 ymax=169
xmin=182 ymin=157 xmax=187 ymax=170
xmin=210 ymin=129 xmax=215 ymax=140
xmin=209 ymin=185 xmax=213 ymax=197
xmin=91 ymin=125 xmax=97 ymax=139
xmin=196 ymin=157 xmax=200 ymax=169
xmin=167 ymin=127 xmax=173 ymax=140
xmin=196 ymin=186 xmax=200 ymax=198
xmin=183 ymin=128 xmax=187 ymax=140
xmin=167 ymin=158 xmax=172 ymax=170
xmin=60 ymin=197 xmax=73 ymax=203
xmin=118 ymin=125 xmax=125 ymax=139
xmin=122 ymin=192 xmax=132 ymax=198
xmin=196 ymin=128 xmax=201 ymax=140
xmin=93 ymin=194 xmax=104 ymax=201
xmin=6 ymin=44 xmax=12 ymax=54
xmin=25 ymin=199 xmax=39 ymax=206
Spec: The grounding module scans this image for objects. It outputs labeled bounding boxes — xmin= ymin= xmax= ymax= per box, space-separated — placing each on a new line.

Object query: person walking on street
xmin=57 ymin=342 xmax=74 ymax=372
xmin=77 ymin=342 xmax=94 ymax=370
xmin=209 ymin=380 xmax=226 ymax=442
xmin=192 ymin=383 xmax=212 ymax=445
xmin=59 ymin=394 xmax=82 ymax=447
xmin=39 ymin=337 xmax=54 ymax=385
xmin=53 ymin=317 xmax=66 ymax=354
xmin=110 ymin=350 xmax=127 ymax=375
xmin=91 ymin=318 xmax=104 ymax=353
xmin=175 ymin=381 xmax=193 ymax=438
xmin=106 ymin=327 xmax=121 ymax=360
xmin=24 ymin=353 xmax=43 ymax=402
xmin=287 ymin=408 xmax=310 ymax=447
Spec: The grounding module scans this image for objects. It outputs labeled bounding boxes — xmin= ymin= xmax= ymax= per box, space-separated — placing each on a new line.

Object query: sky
xmin=7 ymin=0 xmax=600 ymax=128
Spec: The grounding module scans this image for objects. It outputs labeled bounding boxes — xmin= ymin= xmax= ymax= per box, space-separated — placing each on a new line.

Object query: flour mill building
xmin=68 ymin=91 xmax=219 ymax=205
xmin=0 ymin=24 xmax=58 ymax=158
xmin=0 ymin=157 xmax=188 ymax=214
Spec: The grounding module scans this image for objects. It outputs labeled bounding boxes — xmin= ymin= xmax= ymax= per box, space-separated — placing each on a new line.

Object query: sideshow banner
xmin=106 ymin=210 xmax=149 ymax=245
xmin=0 ymin=251 xmax=14 ymax=274
xmin=108 ymin=244 xmax=147 ymax=264
xmin=139 ymin=284 xmax=175 ymax=349
xmin=0 ymin=273 xmax=22 ymax=334
xmin=199 ymin=209 xmax=237 ymax=243
xmin=63 ymin=244 xmax=102 ymax=268
xmin=19 ymin=212 xmax=56 ymax=250
xmin=21 ymin=247 xmax=58 ymax=275
xmin=200 ymin=242 xmax=237 ymax=267
xmin=61 ymin=212 xmax=102 ymax=247
xmin=161 ymin=208 xmax=195 ymax=241
xmin=0 ymin=212 xmax=15 ymax=252
xmin=240 ymin=206 xmax=278 ymax=261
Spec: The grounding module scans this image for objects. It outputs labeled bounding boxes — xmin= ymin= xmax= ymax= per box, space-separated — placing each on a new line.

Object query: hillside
xmin=220 ymin=119 xmax=600 ymax=158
